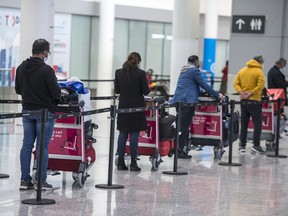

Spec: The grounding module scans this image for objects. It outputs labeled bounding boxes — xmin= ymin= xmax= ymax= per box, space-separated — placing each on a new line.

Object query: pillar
xmin=20 ymin=0 xmax=54 ymax=66
xmin=170 ymin=0 xmax=200 ymax=94
xmin=97 ymin=0 xmax=115 ymax=97
xmin=203 ymin=0 xmax=218 ymax=87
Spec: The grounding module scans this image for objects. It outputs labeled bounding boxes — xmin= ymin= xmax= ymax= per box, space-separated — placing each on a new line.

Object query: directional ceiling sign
xmin=232 ymin=15 xmax=265 ymax=34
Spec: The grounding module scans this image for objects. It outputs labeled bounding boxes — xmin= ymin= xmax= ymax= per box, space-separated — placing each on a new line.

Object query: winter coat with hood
xmin=233 ymin=59 xmax=265 ymax=101
xmin=15 ymin=57 xmax=61 ymax=113
xmin=169 ymin=63 xmax=219 ymax=104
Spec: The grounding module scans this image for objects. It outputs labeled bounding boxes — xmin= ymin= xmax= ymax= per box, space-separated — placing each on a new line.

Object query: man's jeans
xmin=240 ymin=102 xmax=262 ymax=147
xmin=178 ymin=105 xmax=195 ymax=152
xmin=117 ymin=131 xmax=140 ymax=160
xmin=20 ymin=109 xmax=55 ymax=182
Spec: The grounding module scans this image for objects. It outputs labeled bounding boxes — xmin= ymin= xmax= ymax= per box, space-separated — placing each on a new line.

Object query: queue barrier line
xmin=1 ymin=97 xmax=287 ymax=196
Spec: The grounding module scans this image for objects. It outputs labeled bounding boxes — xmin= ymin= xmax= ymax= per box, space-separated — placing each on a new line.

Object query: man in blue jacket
xmin=169 ymin=55 xmax=224 ymax=159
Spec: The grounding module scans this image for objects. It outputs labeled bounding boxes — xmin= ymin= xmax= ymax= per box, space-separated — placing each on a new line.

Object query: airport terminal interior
xmin=1 ymin=0 xmax=288 ymax=215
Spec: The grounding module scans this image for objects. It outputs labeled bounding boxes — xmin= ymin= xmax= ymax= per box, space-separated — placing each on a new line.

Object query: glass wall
xmin=68 ymin=15 xmax=173 ymax=89
xmin=70 ymin=15 xmax=91 ymax=80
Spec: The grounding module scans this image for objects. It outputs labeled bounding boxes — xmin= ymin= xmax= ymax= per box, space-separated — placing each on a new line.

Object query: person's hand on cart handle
xmin=218 ymin=93 xmax=224 ymax=101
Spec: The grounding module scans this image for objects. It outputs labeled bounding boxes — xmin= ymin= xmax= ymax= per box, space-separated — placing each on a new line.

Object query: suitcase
xmin=159 ymin=114 xmax=176 ymax=140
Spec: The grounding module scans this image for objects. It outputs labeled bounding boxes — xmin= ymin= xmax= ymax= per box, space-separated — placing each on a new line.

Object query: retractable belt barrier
xmin=0 ymin=97 xmax=287 ymax=195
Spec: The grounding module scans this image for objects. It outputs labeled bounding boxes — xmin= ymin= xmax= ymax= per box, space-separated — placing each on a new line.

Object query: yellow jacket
xmin=233 ymin=59 xmax=265 ymax=101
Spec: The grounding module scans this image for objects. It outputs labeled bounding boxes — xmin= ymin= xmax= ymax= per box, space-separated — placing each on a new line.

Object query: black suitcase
xmin=159 ymin=114 xmax=176 ymax=140
xmin=223 ymin=111 xmax=239 ymax=143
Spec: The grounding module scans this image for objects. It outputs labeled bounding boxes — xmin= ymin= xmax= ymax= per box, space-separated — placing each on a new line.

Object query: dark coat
xmin=15 ymin=57 xmax=61 ymax=113
xmin=267 ymin=66 xmax=288 ymax=99
xmin=115 ymin=68 xmax=150 ymax=132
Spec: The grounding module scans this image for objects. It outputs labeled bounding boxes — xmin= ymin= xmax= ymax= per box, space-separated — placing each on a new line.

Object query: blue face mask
xmin=280 ymin=67 xmax=286 ymax=74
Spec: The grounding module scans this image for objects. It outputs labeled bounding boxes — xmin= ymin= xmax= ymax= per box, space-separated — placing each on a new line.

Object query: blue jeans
xmin=117 ymin=131 xmax=140 ymax=160
xmin=20 ymin=109 xmax=55 ymax=182
xmin=177 ymin=105 xmax=195 ymax=151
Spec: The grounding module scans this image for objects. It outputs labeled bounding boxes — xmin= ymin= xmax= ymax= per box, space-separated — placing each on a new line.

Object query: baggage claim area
xmin=1 ymin=84 xmax=288 ymax=216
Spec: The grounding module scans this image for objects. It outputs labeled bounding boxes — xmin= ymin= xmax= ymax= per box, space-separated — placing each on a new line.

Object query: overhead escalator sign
xmin=232 ymin=15 xmax=265 ymax=34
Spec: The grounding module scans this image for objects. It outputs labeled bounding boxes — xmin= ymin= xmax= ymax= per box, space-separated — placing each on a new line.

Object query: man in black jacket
xmin=15 ymin=39 xmax=61 ymax=190
xmin=267 ymin=57 xmax=288 ymax=113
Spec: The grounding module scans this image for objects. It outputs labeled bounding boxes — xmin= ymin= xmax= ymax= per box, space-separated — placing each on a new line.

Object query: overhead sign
xmin=232 ymin=15 xmax=265 ymax=34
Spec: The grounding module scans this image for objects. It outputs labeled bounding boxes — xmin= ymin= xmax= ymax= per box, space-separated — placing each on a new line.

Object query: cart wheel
xmin=114 ymin=155 xmax=119 ymax=167
xmin=266 ymin=141 xmax=275 ymax=152
xmin=92 ymin=124 xmax=98 ymax=129
xmin=214 ymin=147 xmax=224 ymax=160
xmin=168 ymin=150 xmax=174 ymax=158
xmin=32 ymin=170 xmax=37 ymax=184
xmin=151 ymin=149 xmax=162 ymax=171
xmin=151 ymin=157 xmax=158 ymax=171
xmin=77 ymin=172 xmax=85 ymax=187
xmin=72 ymin=172 xmax=78 ymax=182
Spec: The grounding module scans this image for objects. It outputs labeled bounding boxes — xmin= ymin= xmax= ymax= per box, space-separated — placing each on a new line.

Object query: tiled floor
xmin=1 ymin=112 xmax=288 ymax=216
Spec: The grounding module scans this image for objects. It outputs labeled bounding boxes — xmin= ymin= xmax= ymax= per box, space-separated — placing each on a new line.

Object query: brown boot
xmin=117 ymin=157 xmax=128 ymax=170
xmin=130 ymin=159 xmax=141 ymax=171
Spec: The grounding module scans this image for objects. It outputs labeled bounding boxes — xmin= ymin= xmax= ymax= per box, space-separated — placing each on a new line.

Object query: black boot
xmin=130 ymin=159 xmax=141 ymax=171
xmin=117 ymin=157 xmax=128 ymax=170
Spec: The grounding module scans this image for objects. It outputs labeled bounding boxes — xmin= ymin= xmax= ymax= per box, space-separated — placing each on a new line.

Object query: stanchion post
xmin=267 ymin=98 xmax=287 ymax=158
xmin=95 ymin=105 xmax=124 ymax=189
xmin=22 ymin=109 xmax=56 ymax=205
xmin=163 ymin=102 xmax=188 ymax=175
xmin=219 ymin=100 xmax=242 ymax=166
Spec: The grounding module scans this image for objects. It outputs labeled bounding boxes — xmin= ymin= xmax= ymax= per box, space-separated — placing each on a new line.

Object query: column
xmin=203 ymin=0 xmax=218 ymax=87
xmin=97 ymin=0 xmax=115 ymax=97
xmin=16 ymin=0 xmax=54 ymax=128
xmin=170 ymin=0 xmax=200 ymax=94
xmin=95 ymin=0 xmax=115 ymax=137
xmin=20 ymin=0 xmax=54 ymax=66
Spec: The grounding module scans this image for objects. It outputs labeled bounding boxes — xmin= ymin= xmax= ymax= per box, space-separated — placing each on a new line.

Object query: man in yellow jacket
xmin=233 ymin=55 xmax=265 ymax=153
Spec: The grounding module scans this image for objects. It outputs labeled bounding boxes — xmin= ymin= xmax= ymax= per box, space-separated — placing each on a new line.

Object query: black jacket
xmin=15 ymin=57 xmax=61 ymax=113
xmin=115 ymin=68 xmax=150 ymax=131
xmin=267 ymin=65 xmax=288 ymax=99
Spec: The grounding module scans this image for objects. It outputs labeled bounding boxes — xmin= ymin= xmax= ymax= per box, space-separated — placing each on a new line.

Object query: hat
xmin=253 ymin=55 xmax=264 ymax=64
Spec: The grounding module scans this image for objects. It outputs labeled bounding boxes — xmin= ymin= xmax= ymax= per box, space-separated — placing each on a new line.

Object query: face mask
xmin=280 ymin=67 xmax=286 ymax=74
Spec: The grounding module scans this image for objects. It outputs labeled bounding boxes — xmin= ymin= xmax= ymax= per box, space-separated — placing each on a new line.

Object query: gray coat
xmin=115 ymin=68 xmax=150 ymax=131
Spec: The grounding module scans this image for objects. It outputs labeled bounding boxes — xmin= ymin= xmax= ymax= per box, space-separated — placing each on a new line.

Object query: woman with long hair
xmin=114 ymin=52 xmax=150 ymax=171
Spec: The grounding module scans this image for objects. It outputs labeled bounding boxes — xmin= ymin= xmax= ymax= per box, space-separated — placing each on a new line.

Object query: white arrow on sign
xmin=236 ymin=19 xmax=245 ymax=30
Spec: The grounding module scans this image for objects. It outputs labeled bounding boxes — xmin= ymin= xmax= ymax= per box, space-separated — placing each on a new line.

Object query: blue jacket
xmin=169 ymin=63 xmax=219 ymax=104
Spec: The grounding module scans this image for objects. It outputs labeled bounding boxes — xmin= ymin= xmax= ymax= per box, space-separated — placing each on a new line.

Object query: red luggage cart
xmin=189 ymin=96 xmax=239 ymax=159
xmin=121 ymin=97 xmax=175 ymax=171
xmin=33 ymin=92 xmax=97 ymax=187
xmin=247 ymin=88 xmax=286 ymax=151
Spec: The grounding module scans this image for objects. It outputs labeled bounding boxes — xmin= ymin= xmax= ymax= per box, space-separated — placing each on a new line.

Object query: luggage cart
xmin=247 ymin=88 xmax=286 ymax=152
xmin=32 ymin=87 xmax=98 ymax=187
xmin=189 ymin=96 xmax=239 ymax=159
xmin=120 ymin=97 xmax=175 ymax=171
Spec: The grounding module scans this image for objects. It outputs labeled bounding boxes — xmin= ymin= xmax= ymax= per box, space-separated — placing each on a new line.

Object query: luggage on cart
xmin=123 ymin=96 xmax=175 ymax=171
xmin=189 ymin=95 xmax=239 ymax=159
xmin=32 ymin=80 xmax=98 ymax=186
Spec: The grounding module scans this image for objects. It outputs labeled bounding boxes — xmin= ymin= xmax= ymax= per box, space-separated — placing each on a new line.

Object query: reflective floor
xmin=1 ymin=115 xmax=288 ymax=216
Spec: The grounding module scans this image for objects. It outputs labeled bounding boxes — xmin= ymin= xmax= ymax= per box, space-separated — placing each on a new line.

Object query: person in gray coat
xmin=115 ymin=52 xmax=150 ymax=171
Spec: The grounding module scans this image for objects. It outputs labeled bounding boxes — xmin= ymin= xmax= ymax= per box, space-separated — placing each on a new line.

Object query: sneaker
xmin=19 ymin=180 xmax=35 ymax=190
xmin=251 ymin=146 xmax=265 ymax=154
xmin=35 ymin=181 xmax=53 ymax=191
xmin=178 ymin=151 xmax=192 ymax=159
xmin=239 ymin=146 xmax=246 ymax=153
